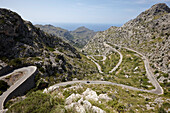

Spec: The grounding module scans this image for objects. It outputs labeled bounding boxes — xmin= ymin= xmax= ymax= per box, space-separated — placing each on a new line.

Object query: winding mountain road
xmin=90 ymin=55 xmax=107 ymax=62
xmin=87 ymin=56 xmax=104 ymax=74
xmin=85 ymin=42 xmax=163 ymax=95
xmin=104 ymin=42 xmax=123 ymax=73
xmin=0 ymin=42 xmax=163 ymax=111
xmin=87 ymin=42 xmax=123 ymax=74
xmin=47 ymin=80 xmax=153 ymax=93
xmin=111 ymin=44 xmax=163 ymax=95
xmin=0 ymin=66 xmax=37 ymax=111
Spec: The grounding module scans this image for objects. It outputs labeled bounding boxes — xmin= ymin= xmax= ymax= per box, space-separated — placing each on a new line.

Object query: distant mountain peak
xmin=84 ymin=3 xmax=170 ymax=74
xmin=151 ymin=3 xmax=170 ymax=11
xmin=144 ymin=3 xmax=170 ymax=16
xmin=123 ymin=3 xmax=170 ymax=27
xmin=73 ymin=26 xmax=94 ymax=32
xmin=79 ymin=26 xmax=86 ymax=28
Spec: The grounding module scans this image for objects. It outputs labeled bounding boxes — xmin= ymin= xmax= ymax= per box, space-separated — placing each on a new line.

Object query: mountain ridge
xmin=84 ymin=3 xmax=170 ymax=74
xmin=0 ymin=8 xmax=98 ymax=83
xmin=35 ymin=24 xmax=96 ymax=48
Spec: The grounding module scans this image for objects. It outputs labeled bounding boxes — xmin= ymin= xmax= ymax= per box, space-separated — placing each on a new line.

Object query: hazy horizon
xmin=1 ymin=0 xmax=169 ymax=25
xmin=35 ymin=23 xmax=122 ymax=31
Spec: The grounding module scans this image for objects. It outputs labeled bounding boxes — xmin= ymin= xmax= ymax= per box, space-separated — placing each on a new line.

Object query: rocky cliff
xmin=84 ymin=3 xmax=170 ymax=75
xmin=0 ymin=8 xmax=98 ymax=84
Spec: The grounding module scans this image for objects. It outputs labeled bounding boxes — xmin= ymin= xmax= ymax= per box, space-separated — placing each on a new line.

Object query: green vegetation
xmin=110 ymin=48 xmax=153 ymax=89
xmin=93 ymin=56 xmax=103 ymax=61
xmin=95 ymin=52 xmax=120 ymax=74
xmin=47 ymin=46 xmax=55 ymax=52
xmin=64 ymin=53 xmax=98 ymax=80
xmin=7 ymin=91 xmax=65 ymax=113
xmin=36 ymin=25 xmax=96 ymax=48
xmin=153 ymin=12 xmax=168 ymax=20
xmin=0 ymin=80 xmax=9 ymax=95
xmin=0 ymin=19 xmax=5 ymax=24
xmin=38 ymin=53 xmax=98 ymax=87
xmin=9 ymin=58 xmax=23 ymax=66
xmin=155 ymin=70 xmax=170 ymax=97
xmin=160 ymin=82 xmax=170 ymax=98
xmin=85 ymin=46 xmax=154 ymax=89
xmin=7 ymin=84 xmax=168 ymax=113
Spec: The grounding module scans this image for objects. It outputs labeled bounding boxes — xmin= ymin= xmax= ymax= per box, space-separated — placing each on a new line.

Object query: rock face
xmin=0 ymin=9 xmax=80 ymax=59
xmin=0 ymin=8 xmax=97 ymax=81
xmin=36 ymin=25 xmax=96 ymax=48
xmin=65 ymin=88 xmax=111 ymax=113
xmin=65 ymin=93 xmax=82 ymax=105
xmin=84 ymin=3 xmax=170 ymax=74
xmin=82 ymin=88 xmax=99 ymax=101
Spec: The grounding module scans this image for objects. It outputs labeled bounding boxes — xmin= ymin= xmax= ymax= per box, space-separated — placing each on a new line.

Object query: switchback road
xmin=0 ymin=66 xmax=37 ymax=112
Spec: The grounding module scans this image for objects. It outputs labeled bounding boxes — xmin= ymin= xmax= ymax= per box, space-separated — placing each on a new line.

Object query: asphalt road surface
xmin=0 ymin=42 xmax=163 ymax=111
xmin=0 ymin=66 xmax=37 ymax=111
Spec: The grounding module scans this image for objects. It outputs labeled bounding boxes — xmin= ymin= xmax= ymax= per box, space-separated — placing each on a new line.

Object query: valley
xmin=0 ymin=2 xmax=169 ymax=113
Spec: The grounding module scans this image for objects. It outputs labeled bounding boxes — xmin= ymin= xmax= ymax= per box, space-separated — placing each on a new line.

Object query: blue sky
xmin=0 ymin=0 xmax=170 ymax=24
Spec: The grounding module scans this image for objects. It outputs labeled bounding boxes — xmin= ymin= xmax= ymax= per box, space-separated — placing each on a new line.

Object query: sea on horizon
xmin=36 ymin=23 xmax=122 ymax=32
xmin=53 ymin=23 xmax=122 ymax=32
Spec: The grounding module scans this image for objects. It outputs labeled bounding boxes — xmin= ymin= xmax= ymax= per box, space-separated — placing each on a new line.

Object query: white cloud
xmin=76 ymin=2 xmax=83 ymax=6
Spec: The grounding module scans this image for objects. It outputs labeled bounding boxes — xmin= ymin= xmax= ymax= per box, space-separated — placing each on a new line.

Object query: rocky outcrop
xmin=0 ymin=8 xmax=97 ymax=84
xmin=0 ymin=8 xmax=80 ymax=59
xmin=0 ymin=9 xmax=29 ymax=37
xmin=65 ymin=93 xmax=82 ymax=105
xmin=82 ymin=88 xmax=99 ymax=101
xmin=64 ymin=88 xmax=112 ymax=113
xmin=84 ymin=3 xmax=170 ymax=74
xmin=65 ymin=88 xmax=112 ymax=113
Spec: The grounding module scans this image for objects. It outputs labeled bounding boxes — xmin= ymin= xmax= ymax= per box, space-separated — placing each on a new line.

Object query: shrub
xmin=9 ymin=58 xmax=22 ymax=66
xmin=116 ymin=104 xmax=125 ymax=113
xmin=0 ymin=19 xmax=5 ymax=24
xmin=0 ymin=80 xmax=9 ymax=92
xmin=163 ymin=73 xmax=168 ymax=78
xmin=158 ymin=107 xmax=166 ymax=113
xmin=47 ymin=46 xmax=55 ymax=52
xmin=7 ymin=91 xmax=53 ymax=113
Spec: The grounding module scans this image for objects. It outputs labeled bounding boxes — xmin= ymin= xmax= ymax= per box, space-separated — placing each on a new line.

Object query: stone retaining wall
xmin=4 ymin=69 xmax=38 ymax=106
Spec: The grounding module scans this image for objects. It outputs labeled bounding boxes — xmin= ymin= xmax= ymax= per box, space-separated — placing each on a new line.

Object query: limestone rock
xmin=84 ymin=3 xmax=170 ymax=74
xmin=75 ymin=104 xmax=86 ymax=113
xmin=92 ymin=106 xmax=106 ymax=113
xmin=99 ymin=94 xmax=112 ymax=101
xmin=64 ymin=88 xmax=111 ymax=113
xmin=65 ymin=93 xmax=82 ymax=105
xmin=83 ymin=88 xmax=99 ymax=101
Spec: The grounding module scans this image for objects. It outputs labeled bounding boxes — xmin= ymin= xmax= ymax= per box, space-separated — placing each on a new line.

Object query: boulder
xmin=99 ymin=94 xmax=112 ymax=101
xmin=83 ymin=88 xmax=98 ymax=101
xmin=65 ymin=93 xmax=82 ymax=105
xmin=92 ymin=106 xmax=106 ymax=113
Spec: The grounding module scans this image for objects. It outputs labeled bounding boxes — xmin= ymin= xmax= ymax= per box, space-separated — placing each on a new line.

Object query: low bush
xmin=7 ymin=91 xmax=62 ymax=113
xmin=0 ymin=80 xmax=9 ymax=92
